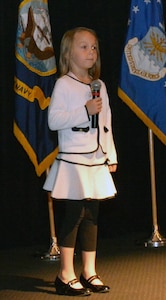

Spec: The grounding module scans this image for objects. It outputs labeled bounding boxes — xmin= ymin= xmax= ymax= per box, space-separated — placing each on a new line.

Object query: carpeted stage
xmin=0 ymin=233 xmax=166 ymax=300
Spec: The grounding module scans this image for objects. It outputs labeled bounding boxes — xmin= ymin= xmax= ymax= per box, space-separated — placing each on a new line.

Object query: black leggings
xmin=56 ymin=200 xmax=99 ymax=251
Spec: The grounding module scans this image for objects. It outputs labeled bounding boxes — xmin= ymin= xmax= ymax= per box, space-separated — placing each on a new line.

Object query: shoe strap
xmin=68 ymin=278 xmax=79 ymax=286
xmin=87 ymin=274 xmax=100 ymax=283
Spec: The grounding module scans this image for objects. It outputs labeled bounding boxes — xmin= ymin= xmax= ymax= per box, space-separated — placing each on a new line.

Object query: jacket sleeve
xmin=48 ymin=79 xmax=89 ymax=131
xmin=102 ymin=82 xmax=118 ymax=165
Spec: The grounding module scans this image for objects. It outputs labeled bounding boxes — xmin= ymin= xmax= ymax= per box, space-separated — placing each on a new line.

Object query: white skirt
xmin=43 ymin=147 xmax=117 ymax=201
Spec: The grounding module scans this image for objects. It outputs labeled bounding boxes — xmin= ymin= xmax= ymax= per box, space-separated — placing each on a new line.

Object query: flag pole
xmin=41 ymin=169 xmax=60 ymax=260
xmin=145 ymin=129 xmax=166 ymax=247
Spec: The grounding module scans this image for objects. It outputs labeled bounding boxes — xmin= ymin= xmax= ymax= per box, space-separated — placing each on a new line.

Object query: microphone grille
xmin=91 ymin=80 xmax=101 ymax=91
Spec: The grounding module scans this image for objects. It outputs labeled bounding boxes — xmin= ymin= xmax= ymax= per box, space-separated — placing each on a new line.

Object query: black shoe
xmin=80 ymin=274 xmax=110 ymax=293
xmin=55 ymin=276 xmax=91 ymax=296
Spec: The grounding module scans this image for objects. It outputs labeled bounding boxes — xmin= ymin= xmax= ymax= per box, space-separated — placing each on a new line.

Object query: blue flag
xmin=118 ymin=0 xmax=166 ymax=145
xmin=14 ymin=0 xmax=58 ymax=176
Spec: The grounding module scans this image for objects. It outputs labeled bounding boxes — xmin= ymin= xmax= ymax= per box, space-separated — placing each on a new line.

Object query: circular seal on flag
xmin=125 ymin=26 xmax=166 ymax=81
xmin=16 ymin=0 xmax=56 ymax=75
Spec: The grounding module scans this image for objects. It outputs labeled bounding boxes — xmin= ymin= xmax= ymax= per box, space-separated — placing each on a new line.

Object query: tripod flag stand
xmin=145 ymin=129 xmax=166 ymax=248
xmin=41 ymin=169 xmax=60 ymax=260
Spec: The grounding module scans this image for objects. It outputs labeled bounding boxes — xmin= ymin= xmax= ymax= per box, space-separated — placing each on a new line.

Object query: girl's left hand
xmin=108 ymin=164 xmax=117 ymax=173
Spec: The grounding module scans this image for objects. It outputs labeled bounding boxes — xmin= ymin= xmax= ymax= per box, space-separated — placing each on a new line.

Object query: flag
xmin=13 ymin=0 xmax=58 ymax=176
xmin=118 ymin=0 xmax=166 ymax=145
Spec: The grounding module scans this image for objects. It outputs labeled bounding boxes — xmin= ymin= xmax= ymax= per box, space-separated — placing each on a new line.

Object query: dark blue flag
xmin=118 ymin=0 xmax=166 ymax=144
xmin=14 ymin=0 xmax=58 ymax=176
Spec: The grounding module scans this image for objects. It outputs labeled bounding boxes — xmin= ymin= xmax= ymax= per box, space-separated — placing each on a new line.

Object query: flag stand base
xmin=41 ymin=238 xmax=60 ymax=261
xmin=144 ymin=229 xmax=166 ymax=248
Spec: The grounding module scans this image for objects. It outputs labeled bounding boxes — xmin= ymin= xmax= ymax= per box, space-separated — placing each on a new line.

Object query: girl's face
xmin=70 ymin=31 xmax=98 ymax=73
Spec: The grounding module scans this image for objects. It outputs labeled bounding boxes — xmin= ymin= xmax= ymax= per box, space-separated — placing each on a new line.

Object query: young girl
xmin=43 ymin=27 xmax=118 ymax=297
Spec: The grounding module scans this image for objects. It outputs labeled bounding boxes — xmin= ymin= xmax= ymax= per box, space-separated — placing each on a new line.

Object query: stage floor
xmin=0 ymin=233 xmax=166 ymax=300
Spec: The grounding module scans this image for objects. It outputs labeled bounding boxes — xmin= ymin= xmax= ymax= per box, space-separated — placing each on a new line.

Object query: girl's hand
xmin=108 ymin=164 xmax=117 ymax=173
xmin=86 ymin=97 xmax=102 ymax=115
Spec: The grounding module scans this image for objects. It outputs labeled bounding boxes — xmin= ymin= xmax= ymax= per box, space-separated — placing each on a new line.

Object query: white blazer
xmin=48 ymin=74 xmax=117 ymax=165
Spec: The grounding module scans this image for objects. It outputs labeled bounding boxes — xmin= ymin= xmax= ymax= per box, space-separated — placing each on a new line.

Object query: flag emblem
xmin=125 ymin=27 xmax=166 ymax=81
xmin=16 ymin=3 xmax=55 ymax=74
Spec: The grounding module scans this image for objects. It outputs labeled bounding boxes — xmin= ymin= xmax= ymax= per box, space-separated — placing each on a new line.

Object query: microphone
xmin=91 ymin=80 xmax=101 ymax=128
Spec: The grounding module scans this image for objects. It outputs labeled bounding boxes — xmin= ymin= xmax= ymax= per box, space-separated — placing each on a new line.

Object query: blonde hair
xmin=59 ymin=27 xmax=101 ymax=80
